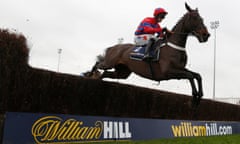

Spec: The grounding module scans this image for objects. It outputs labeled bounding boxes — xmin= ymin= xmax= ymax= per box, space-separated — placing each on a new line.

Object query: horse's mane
xmin=171 ymin=12 xmax=189 ymax=32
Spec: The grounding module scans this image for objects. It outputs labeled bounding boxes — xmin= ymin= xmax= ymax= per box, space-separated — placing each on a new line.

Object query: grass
xmin=86 ymin=134 xmax=240 ymax=144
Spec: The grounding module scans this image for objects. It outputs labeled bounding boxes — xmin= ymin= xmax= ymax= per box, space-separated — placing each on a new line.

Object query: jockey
xmin=134 ymin=7 xmax=170 ymax=60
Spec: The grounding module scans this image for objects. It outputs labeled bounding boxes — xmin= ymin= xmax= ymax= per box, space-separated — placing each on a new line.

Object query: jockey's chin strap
xmin=161 ymin=42 xmax=186 ymax=52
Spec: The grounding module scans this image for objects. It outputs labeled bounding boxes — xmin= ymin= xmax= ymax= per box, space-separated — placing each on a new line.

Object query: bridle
xmin=160 ymin=10 xmax=209 ymax=51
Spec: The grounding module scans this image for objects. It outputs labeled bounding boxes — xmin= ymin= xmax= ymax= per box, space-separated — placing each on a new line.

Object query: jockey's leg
xmin=143 ymin=38 xmax=155 ymax=60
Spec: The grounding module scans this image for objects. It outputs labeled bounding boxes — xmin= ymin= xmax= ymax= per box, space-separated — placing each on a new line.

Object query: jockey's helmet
xmin=153 ymin=8 xmax=168 ymax=17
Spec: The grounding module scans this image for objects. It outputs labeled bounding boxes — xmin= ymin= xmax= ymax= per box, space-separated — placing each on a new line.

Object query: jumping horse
xmin=84 ymin=3 xmax=210 ymax=106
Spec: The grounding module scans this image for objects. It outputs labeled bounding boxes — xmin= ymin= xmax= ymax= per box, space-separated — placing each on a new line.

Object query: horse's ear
xmin=185 ymin=2 xmax=193 ymax=12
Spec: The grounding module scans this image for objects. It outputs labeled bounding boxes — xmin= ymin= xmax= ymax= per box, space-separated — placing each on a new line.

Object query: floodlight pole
xmin=57 ymin=48 xmax=62 ymax=72
xmin=210 ymin=21 xmax=219 ymax=100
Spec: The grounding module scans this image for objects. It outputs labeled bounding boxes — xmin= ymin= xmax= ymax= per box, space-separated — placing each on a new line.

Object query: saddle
xmin=130 ymin=40 xmax=164 ymax=62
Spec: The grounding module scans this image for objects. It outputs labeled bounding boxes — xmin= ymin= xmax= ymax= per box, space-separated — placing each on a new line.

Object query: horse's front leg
xmin=188 ymin=78 xmax=198 ymax=99
xmin=167 ymin=69 xmax=199 ymax=106
xmin=185 ymin=69 xmax=203 ymax=98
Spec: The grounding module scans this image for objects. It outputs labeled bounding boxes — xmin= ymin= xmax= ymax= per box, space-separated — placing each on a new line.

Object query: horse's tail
xmin=91 ymin=49 xmax=108 ymax=72
xmin=94 ymin=46 xmax=110 ymax=68
xmin=97 ymin=46 xmax=112 ymax=63
xmin=82 ymin=55 xmax=102 ymax=78
xmin=96 ymin=54 xmax=105 ymax=64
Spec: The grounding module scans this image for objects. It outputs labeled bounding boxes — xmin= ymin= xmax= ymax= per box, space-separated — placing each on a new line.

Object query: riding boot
xmin=143 ymin=38 xmax=155 ymax=60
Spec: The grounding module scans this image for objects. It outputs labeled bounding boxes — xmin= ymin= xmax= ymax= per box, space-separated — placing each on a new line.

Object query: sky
xmin=1 ymin=0 xmax=240 ymax=103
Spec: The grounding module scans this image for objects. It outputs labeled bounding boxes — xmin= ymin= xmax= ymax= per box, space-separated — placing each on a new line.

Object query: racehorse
xmin=84 ymin=3 xmax=210 ymax=106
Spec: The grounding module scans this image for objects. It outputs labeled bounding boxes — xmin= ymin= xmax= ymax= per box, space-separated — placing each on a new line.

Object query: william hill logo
xmin=31 ymin=116 xmax=132 ymax=144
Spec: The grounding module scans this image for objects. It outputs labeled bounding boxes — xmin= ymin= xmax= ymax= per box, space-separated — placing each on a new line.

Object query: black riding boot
xmin=143 ymin=38 xmax=155 ymax=60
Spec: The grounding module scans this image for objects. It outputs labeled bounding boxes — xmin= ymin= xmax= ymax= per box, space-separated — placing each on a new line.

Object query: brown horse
xmin=84 ymin=3 xmax=210 ymax=106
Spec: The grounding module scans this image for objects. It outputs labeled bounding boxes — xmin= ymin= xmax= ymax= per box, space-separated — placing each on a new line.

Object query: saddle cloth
xmin=130 ymin=45 xmax=160 ymax=61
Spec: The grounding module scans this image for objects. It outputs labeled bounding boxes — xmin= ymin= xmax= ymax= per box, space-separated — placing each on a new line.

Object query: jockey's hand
xmin=163 ymin=28 xmax=174 ymax=38
xmin=162 ymin=27 xmax=173 ymax=34
xmin=162 ymin=27 xmax=168 ymax=33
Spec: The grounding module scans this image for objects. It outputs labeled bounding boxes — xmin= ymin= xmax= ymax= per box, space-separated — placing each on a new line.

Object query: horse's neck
xmin=168 ymin=28 xmax=188 ymax=48
xmin=168 ymin=16 xmax=189 ymax=48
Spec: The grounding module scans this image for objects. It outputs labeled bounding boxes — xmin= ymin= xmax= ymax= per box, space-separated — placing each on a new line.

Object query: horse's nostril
xmin=203 ymin=33 xmax=210 ymax=38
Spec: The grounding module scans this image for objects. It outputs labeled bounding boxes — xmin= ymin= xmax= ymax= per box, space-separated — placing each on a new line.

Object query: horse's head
xmin=184 ymin=3 xmax=210 ymax=42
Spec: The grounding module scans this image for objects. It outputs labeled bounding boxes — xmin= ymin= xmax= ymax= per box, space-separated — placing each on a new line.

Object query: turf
xmin=86 ymin=134 xmax=240 ymax=144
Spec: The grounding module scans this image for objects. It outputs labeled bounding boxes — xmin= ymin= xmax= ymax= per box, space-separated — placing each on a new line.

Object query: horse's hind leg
xmin=82 ymin=62 xmax=102 ymax=79
xmin=101 ymin=64 xmax=131 ymax=79
xmin=90 ymin=62 xmax=99 ymax=72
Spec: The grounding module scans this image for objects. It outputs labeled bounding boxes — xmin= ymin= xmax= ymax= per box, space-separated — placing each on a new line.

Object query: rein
xmin=161 ymin=30 xmax=197 ymax=52
xmin=161 ymin=31 xmax=188 ymax=52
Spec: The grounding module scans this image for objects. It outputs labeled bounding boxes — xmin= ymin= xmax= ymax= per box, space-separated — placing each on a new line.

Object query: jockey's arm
xmin=142 ymin=23 xmax=162 ymax=34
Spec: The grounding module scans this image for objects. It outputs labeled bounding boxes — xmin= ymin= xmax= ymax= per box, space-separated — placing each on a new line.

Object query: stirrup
xmin=142 ymin=54 xmax=153 ymax=60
